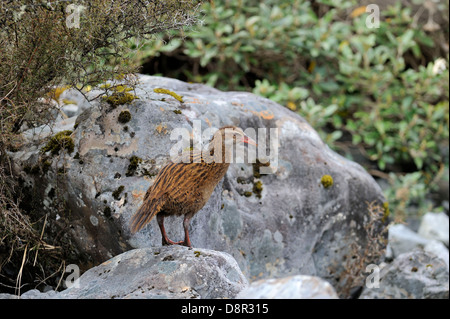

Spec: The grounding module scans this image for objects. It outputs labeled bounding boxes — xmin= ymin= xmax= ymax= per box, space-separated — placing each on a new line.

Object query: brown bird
xmin=130 ymin=126 xmax=257 ymax=247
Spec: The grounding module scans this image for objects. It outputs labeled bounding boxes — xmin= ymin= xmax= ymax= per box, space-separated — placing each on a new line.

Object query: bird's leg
xmin=182 ymin=214 xmax=193 ymax=248
xmin=157 ymin=214 xmax=183 ymax=246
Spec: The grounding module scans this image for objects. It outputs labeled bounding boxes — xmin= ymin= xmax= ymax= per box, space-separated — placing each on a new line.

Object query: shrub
xmin=0 ymin=0 xmax=201 ymax=135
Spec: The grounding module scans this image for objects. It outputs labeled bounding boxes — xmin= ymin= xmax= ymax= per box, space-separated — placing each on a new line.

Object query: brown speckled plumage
xmin=130 ymin=126 xmax=256 ymax=247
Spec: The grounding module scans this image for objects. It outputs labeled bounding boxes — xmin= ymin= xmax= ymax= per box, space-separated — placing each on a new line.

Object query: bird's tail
xmin=130 ymin=196 xmax=165 ymax=234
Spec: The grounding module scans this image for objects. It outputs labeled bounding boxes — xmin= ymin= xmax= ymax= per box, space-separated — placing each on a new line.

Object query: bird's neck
xmin=207 ymin=140 xmax=233 ymax=165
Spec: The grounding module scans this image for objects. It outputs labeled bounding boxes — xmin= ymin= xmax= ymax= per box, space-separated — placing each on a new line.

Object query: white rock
xmin=424 ymin=240 xmax=449 ymax=270
xmin=418 ymin=212 xmax=449 ymax=246
xmin=236 ymin=275 xmax=339 ymax=299
xmin=388 ymin=224 xmax=430 ymax=258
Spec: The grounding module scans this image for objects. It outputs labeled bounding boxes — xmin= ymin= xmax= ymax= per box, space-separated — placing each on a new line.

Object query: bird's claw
xmin=163 ymin=238 xmax=190 ymax=246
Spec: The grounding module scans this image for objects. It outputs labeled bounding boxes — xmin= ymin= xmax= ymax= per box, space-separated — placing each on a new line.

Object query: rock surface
xmin=360 ymin=251 xmax=449 ymax=299
xmin=386 ymin=222 xmax=449 ymax=270
xmin=387 ymin=224 xmax=430 ymax=258
xmin=19 ymin=247 xmax=248 ymax=299
xmin=424 ymin=240 xmax=449 ymax=270
xmin=237 ymin=275 xmax=338 ymax=299
xmin=9 ymin=74 xmax=386 ymax=296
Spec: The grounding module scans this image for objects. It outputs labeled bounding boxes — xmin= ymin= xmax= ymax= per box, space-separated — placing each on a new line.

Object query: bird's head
xmin=206 ymin=126 xmax=257 ymax=163
xmin=211 ymin=126 xmax=257 ymax=147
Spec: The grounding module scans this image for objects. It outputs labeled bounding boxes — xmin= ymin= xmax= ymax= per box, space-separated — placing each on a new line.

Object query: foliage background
xmin=131 ymin=0 xmax=449 ymax=220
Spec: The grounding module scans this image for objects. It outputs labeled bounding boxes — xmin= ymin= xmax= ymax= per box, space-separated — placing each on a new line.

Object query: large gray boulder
xmin=18 ymin=246 xmax=248 ymax=299
xmin=10 ymin=74 xmax=386 ymax=296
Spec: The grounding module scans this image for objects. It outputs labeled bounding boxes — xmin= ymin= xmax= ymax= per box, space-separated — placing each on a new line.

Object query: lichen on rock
xmin=118 ymin=110 xmax=132 ymax=124
xmin=153 ymin=87 xmax=184 ymax=103
xmin=41 ymin=130 xmax=74 ymax=155
xmin=320 ymin=174 xmax=333 ymax=188
xmin=103 ymin=92 xmax=138 ymax=107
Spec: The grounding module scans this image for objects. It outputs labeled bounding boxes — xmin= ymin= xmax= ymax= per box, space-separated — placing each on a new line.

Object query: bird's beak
xmin=242 ymin=135 xmax=257 ymax=146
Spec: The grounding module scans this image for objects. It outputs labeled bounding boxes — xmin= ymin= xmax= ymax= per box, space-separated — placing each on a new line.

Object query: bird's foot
xmin=162 ymin=238 xmax=185 ymax=246
xmin=162 ymin=238 xmax=192 ymax=247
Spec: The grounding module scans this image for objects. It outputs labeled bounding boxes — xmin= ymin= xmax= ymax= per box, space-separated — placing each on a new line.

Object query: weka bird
xmin=130 ymin=126 xmax=256 ymax=247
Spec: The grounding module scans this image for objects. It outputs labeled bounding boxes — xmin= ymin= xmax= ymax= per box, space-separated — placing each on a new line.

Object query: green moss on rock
xmin=253 ymin=180 xmax=263 ymax=198
xmin=118 ymin=110 xmax=132 ymax=124
xmin=243 ymin=191 xmax=252 ymax=197
xmin=41 ymin=130 xmax=74 ymax=155
xmin=252 ymin=159 xmax=270 ymax=178
xmin=112 ymin=185 xmax=125 ymax=200
xmin=103 ymin=92 xmax=138 ymax=107
xmin=41 ymin=159 xmax=52 ymax=173
xmin=103 ymin=206 xmax=112 ymax=218
xmin=126 ymin=156 xmax=142 ymax=176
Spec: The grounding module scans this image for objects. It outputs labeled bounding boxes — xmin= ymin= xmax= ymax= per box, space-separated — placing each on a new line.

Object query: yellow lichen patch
xmin=102 ymin=92 xmax=138 ymax=107
xmin=47 ymin=85 xmax=71 ymax=102
xmin=320 ymin=174 xmax=333 ymax=188
xmin=286 ymin=101 xmax=296 ymax=111
xmin=382 ymin=201 xmax=390 ymax=223
xmin=153 ymin=88 xmax=184 ymax=103
xmin=114 ymin=73 xmax=127 ymax=80
xmin=99 ymin=83 xmax=112 ymax=89
xmin=62 ymin=99 xmax=77 ymax=105
xmin=253 ymin=180 xmax=263 ymax=198
xmin=111 ymin=85 xmax=133 ymax=93
xmin=155 ymin=123 xmax=168 ymax=134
